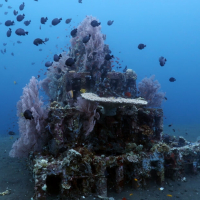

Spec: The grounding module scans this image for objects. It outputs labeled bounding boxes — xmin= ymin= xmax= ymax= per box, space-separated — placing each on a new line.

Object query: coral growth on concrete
xmin=8 ymin=16 xmax=188 ymax=200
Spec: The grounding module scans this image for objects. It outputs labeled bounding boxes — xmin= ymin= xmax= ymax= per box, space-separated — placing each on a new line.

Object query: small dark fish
xmin=54 ymin=54 xmax=62 ymax=62
xmin=164 ymin=97 xmax=167 ymax=100
xmin=8 ymin=131 xmax=15 ymax=135
xmin=33 ymin=38 xmax=45 ymax=46
xmin=19 ymin=2 xmax=25 ymax=10
xmin=15 ymin=28 xmax=28 ymax=36
xmin=23 ymin=110 xmax=34 ymax=120
xmin=1 ymin=50 xmax=4 ymax=54
xmin=17 ymin=14 xmax=25 ymax=22
xmin=91 ymin=20 xmax=101 ymax=27
xmin=0 ymin=22 xmax=2 ymax=25
xmin=41 ymin=17 xmax=48 ymax=24
xmin=24 ymin=20 xmax=31 ymax=26
xmin=5 ymin=20 xmax=14 ymax=26
xmin=44 ymin=38 xmax=49 ymax=42
xmin=45 ymin=61 xmax=53 ymax=67
xmin=65 ymin=18 xmax=72 ymax=24
xmin=185 ymin=132 xmax=188 ymax=135
xmin=0 ymin=4 xmax=3 ymax=7
xmin=169 ymin=77 xmax=176 ymax=82
xmin=138 ymin=43 xmax=146 ymax=50
xmin=17 ymin=40 xmax=22 ymax=44
xmin=168 ymin=124 xmax=172 ymax=127
xmin=8 ymin=6 xmax=12 ymax=9
xmin=107 ymin=20 xmax=114 ymax=26
xmin=13 ymin=42 xmax=15 ymax=46
xmin=78 ymin=0 xmax=82 ymax=3
xmin=39 ymin=25 xmax=41 ymax=30
xmin=11 ymin=52 xmax=14 ymax=56
xmin=65 ymin=58 xmax=76 ymax=66
xmin=4 ymin=48 xmax=6 ymax=53
xmin=4 ymin=12 xmax=8 ymax=15
xmin=39 ymin=49 xmax=42 ymax=51
xmin=3 ymin=43 xmax=7 ymax=46
xmin=159 ymin=56 xmax=167 ymax=66
xmin=31 ymin=62 xmax=35 ymax=65
xmin=82 ymin=34 xmax=91 ymax=43
xmin=105 ymin=54 xmax=114 ymax=61
xmin=13 ymin=10 xmax=18 ymax=15
xmin=172 ymin=129 xmax=175 ymax=132
xmin=6 ymin=28 xmax=12 ymax=37
xmin=123 ymin=66 xmax=127 ymax=73
xmin=52 ymin=18 xmax=62 ymax=26
xmin=70 ymin=28 xmax=77 ymax=37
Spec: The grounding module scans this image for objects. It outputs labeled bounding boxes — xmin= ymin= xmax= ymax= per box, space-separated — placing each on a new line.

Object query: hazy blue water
xmin=0 ymin=0 xmax=200 ymax=136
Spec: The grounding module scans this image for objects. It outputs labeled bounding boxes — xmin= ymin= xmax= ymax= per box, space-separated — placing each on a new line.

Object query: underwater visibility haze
xmin=0 ymin=0 xmax=200 ymax=199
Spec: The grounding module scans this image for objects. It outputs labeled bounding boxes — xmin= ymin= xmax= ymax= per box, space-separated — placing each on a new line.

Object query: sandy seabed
xmin=1 ymin=124 xmax=200 ymax=200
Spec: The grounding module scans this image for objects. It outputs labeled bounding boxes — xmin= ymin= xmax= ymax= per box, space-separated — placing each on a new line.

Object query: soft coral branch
xmin=9 ymin=76 xmax=48 ymax=157
xmin=138 ymin=75 xmax=165 ymax=107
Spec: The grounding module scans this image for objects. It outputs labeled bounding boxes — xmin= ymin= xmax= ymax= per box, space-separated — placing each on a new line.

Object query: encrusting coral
xmin=75 ymin=97 xmax=99 ymax=135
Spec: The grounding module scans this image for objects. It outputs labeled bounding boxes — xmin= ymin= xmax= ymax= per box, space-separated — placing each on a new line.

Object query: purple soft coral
xmin=9 ymin=76 xmax=48 ymax=157
xmin=138 ymin=75 xmax=165 ymax=107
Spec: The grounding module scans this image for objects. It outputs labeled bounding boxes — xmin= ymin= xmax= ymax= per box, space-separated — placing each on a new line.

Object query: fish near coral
xmin=65 ymin=58 xmax=76 ymax=66
xmin=70 ymin=28 xmax=77 ymax=37
xmin=33 ymin=38 xmax=45 ymax=46
xmin=5 ymin=20 xmax=14 ymax=26
xmin=80 ymin=89 xmax=86 ymax=93
xmin=13 ymin=10 xmax=18 ymax=16
xmin=6 ymin=28 xmax=12 ymax=37
xmin=167 ymin=194 xmax=172 ymax=197
xmin=91 ymin=20 xmax=101 ymax=27
xmin=24 ymin=20 xmax=31 ymax=26
xmin=67 ymin=90 xmax=73 ymax=98
xmin=23 ymin=110 xmax=34 ymax=120
xmin=65 ymin=18 xmax=72 ymax=24
xmin=15 ymin=28 xmax=28 ymax=36
xmin=105 ymin=54 xmax=114 ymax=61
xmin=19 ymin=2 xmax=25 ymax=10
xmin=52 ymin=18 xmax=62 ymax=26
xmin=45 ymin=61 xmax=53 ymax=67
xmin=138 ymin=43 xmax=146 ymax=50
xmin=41 ymin=17 xmax=48 ymax=24
xmin=159 ymin=56 xmax=167 ymax=66
xmin=107 ymin=20 xmax=114 ymax=26
xmin=53 ymin=54 xmax=62 ymax=62
xmin=16 ymin=14 xmax=25 ymax=22
xmin=125 ymin=92 xmax=131 ymax=97
xmin=169 ymin=77 xmax=176 ymax=82
xmin=82 ymin=34 xmax=91 ymax=43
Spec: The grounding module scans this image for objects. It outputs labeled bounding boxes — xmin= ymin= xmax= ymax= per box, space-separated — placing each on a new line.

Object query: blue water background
xmin=0 ymin=0 xmax=199 ymax=137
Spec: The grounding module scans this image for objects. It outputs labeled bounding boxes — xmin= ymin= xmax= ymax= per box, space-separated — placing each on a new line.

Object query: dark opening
xmin=106 ymin=166 xmax=117 ymax=192
xmin=151 ymin=161 xmax=157 ymax=167
xmin=46 ymin=175 xmax=62 ymax=195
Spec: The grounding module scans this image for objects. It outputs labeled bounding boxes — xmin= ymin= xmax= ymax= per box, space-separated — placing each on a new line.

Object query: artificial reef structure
xmin=10 ymin=16 xmax=200 ymax=200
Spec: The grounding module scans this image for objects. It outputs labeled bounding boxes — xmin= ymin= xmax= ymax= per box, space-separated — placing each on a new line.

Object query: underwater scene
xmin=0 ymin=0 xmax=200 ymax=199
